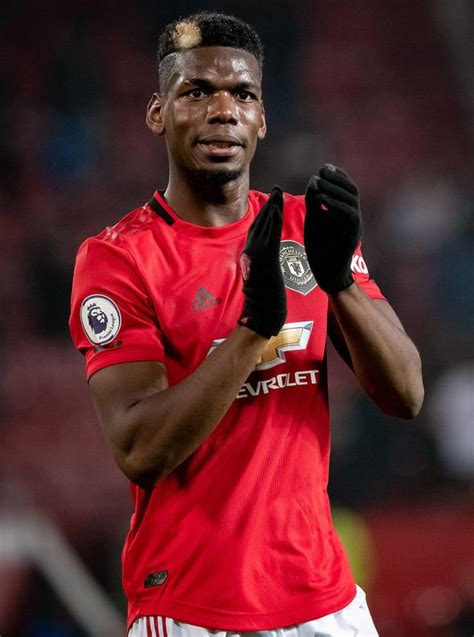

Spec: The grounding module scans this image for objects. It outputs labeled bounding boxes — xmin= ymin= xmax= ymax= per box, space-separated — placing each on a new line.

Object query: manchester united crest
xmin=279 ymin=240 xmax=317 ymax=295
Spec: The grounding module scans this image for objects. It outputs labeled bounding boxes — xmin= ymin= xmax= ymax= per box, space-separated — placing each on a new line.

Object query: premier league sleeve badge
xmin=80 ymin=294 xmax=122 ymax=345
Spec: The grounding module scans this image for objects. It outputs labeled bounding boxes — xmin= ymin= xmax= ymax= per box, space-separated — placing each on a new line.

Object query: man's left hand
xmin=304 ymin=164 xmax=362 ymax=294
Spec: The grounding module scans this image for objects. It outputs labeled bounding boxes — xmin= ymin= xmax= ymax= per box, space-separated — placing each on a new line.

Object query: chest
xmin=139 ymin=228 xmax=329 ymax=383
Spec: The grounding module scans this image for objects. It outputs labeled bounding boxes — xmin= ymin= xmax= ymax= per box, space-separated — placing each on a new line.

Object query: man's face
xmin=148 ymin=46 xmax=267 ymax=183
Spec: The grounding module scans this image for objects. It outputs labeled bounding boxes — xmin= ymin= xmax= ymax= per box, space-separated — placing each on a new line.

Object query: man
xmin=69 ymin=11 xmax=424 ymax=637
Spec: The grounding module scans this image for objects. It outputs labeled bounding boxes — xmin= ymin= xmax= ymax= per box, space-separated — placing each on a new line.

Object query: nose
xmin=207 ymin=91 xmax=238 ymax=125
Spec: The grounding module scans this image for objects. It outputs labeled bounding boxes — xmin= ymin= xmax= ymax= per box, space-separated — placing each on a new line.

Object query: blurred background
xmin=0 ymin=0 xmax=473 ymax=635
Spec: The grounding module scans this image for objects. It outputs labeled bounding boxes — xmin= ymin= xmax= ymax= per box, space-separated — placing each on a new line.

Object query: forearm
xmin=109 ymin=327 xmax=266 ymax=485
xmin=329 ymin=284 xmax=424 ymax=418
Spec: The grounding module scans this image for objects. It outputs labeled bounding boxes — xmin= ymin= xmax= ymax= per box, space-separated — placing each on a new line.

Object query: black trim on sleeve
xmin=148 ymin=195 xmax=175 ymax=226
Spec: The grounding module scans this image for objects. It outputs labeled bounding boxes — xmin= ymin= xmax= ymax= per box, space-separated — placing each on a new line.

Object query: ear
xmin=146 ymin=93 xmax=166 ymax=136
xmin=257 ymin=100 xmax=267 ymax=141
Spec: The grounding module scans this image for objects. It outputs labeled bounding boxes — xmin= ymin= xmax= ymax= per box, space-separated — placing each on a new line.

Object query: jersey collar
xmin=148 ymin=191 xmax=256 ymax=240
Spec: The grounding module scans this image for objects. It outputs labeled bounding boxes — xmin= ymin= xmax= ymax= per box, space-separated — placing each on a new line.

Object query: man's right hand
xmin=238 ymin=186 xmax=287 ymax=338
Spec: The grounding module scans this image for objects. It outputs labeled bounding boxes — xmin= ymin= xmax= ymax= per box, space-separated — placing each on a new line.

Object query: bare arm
xmin=90 ymin=326 xmax=267 ymax=488
xmin=328 ymin=284 xmax=424 ymax=419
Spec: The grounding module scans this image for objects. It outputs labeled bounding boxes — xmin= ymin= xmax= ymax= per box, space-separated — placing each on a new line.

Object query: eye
xmin=187 ymin=88 xmax=207 ymax=99
xmin=236 ymin=90 xmax=254 ymax=102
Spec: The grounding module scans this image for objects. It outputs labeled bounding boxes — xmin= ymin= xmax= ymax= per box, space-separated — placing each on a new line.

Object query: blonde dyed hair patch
xmin=172 ymin=21 xmax=202 ymax=51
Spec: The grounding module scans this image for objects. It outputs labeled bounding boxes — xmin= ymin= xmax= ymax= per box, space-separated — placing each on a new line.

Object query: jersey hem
xmin=86 ymin=346 xmax=164 ymax=381
xmin=126 ymin=583 xmax=357 ymax=632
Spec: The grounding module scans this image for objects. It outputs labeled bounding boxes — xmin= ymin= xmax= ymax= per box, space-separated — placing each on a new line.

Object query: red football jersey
xmin=69 ymin=190 xmax=385 ymax=631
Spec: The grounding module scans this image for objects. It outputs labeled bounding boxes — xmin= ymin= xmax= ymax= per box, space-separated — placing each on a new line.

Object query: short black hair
xmin=158 ymin=11 xmax=264 ymax=93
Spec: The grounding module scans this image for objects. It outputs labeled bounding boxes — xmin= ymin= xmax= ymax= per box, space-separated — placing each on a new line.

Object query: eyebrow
xmin=182 ymin=78 xmax=260 ymax=92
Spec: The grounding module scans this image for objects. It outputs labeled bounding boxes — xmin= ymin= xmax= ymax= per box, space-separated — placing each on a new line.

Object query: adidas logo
xmin=192 ymin=287 xmax=223 ymax=312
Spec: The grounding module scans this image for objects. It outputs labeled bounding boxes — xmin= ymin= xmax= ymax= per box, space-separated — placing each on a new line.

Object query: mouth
xmin=197 ymin=136 xmax=244 ymax=158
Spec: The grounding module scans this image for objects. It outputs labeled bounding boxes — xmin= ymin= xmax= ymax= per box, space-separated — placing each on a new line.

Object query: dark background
xmin=0 ymin=1 xmax=473 ymax=635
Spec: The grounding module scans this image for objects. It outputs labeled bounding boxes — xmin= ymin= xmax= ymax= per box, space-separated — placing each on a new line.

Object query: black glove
xmin=238 ymin=186 xmax=287 ymax=338
xmin=304 ymin=164 xmax=362 ymax=294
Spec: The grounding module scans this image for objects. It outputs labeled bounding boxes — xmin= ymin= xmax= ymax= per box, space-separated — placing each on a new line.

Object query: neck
xmin=164 ymin=165 xmax=250 ymax=227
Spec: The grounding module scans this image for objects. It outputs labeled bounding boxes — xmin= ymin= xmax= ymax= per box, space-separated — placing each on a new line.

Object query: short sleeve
xmin=349 ymin=243 xmax=386 ymax=300
xmin=69 ymin=237 xmax=164 ymax=380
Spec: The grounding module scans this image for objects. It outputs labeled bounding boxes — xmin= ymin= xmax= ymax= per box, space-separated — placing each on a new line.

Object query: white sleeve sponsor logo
xmin=351 ymin=254 xmax=368 ymax=274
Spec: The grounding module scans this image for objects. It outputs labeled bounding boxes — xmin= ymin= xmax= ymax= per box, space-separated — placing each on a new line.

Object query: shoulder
xmin=76 ymin=201 xmax=158 ymax=260
xmin=71 ymin=205 xmax=156 ymax=309
xmin=96 ymin=202 xmax=157 ymax=246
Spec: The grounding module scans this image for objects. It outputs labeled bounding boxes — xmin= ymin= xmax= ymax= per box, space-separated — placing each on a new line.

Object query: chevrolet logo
xmin=208 ymin=321 xmax=314 ymax=371
xmin=255 ymin=321 xmax=313 ymax=370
